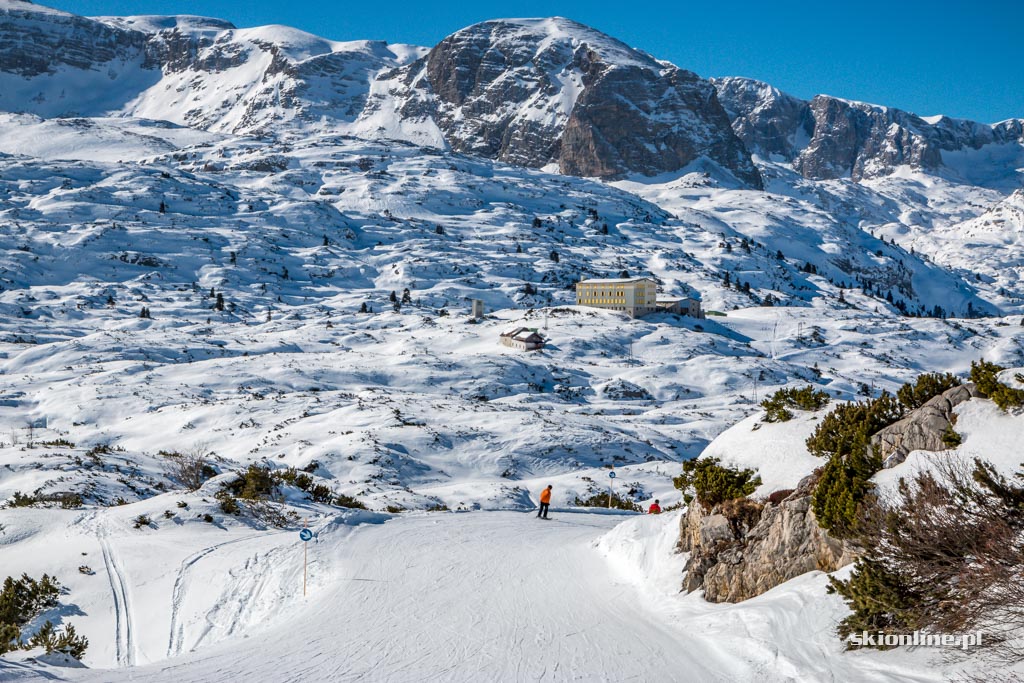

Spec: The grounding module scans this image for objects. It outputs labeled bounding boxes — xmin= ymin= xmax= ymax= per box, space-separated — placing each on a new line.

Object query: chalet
xmin=655 ymin=296 xmax=704 ymax=319
xmin=500 ymin=327 xmax=546 ymax=351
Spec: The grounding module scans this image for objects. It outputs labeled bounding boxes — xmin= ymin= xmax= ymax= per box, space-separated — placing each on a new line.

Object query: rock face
xmin=3 ymin=2 xmax=1019 ymax=188
xmin=0 ymin=1 xmax=148 ymax=77
xmin=382 ymin=19 xmax=762 ymax=186
xmin=713 ymin=76 xmax=1024 ymax=182
xmin=872 ymin=383 xmax=980 ymax=468
xmin=679 ymin=472 xmax=853 ymax=603
xmin=0 ymin=1 xmax=421 ymax=132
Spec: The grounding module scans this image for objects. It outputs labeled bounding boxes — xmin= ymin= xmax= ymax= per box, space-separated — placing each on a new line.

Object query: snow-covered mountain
xmin=0 ymin=1 xmax=1023 ymax=680
xmin=714 ymin=76 xmax=1024 ymax=186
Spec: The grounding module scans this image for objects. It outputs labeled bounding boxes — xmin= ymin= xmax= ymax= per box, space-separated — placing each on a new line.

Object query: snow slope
xmin=0 ymin=4 xmax=1022 ymax=681
xmin=4 ymin=509 xmax=1014 ymax=682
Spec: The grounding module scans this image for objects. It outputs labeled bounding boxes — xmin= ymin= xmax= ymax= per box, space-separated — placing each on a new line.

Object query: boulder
xmin=679 ymin=471 xmax=854 ymax=602
xmin=871 ymin=383 xmax=979 ymax=468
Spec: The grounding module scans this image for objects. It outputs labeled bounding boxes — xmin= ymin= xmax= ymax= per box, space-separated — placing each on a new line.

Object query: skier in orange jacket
xmin=648 ymin=499 xmax=662 ymax=514
xmin=537 ymin=485 xmax=552 ymax=519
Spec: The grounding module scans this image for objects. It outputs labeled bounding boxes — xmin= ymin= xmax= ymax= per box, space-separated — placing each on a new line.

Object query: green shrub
xmin=970 ymin=359 xmax=1024 ymax=411
xmin=38 ymin=439 xmax=75 ymax=448
xmin=805 ymin=393 xmax=903 ymax=460
xmin=761 ymin=386 xmax=831 ymax=422
xmin=132 ymin=514 xmax=152 ymax=529
xmin=941 ymin=424 xmax=962 ymax=448
xmin=273 ymin=468 xmax=335 ymax=504
xmin=0 ymin=574 xmax=85 ymax=658
xmin=807 ymin=393 xmax=904 ymax=537
xmin=8 ymin=491 xmax=37 ymax=507
xmin=573 ymin=492 xmax=642 ymax=512
xmin=896 ymin=372 xmax=961 ymax=410
xmin=812 ymin=449 xmax=882 ymax=538
xmin=0 ymin=574 xmax=60 ymax=627
xmin=222 ymin=464 xmax=277 ymax=501
xmin=334 ymin=494 xmax=368 ymax=510
xmin=673 ymin=457 xmax=761 ymax=511
xmin=827 ymin=557 xmax=922 ymax=647
xmin=0 ymin=622 xmax=19 ymax=656
xmin=28 ymin=621 xmax=88 ymax=659
xmin=215 ymin=491 xmax=241 ymax=515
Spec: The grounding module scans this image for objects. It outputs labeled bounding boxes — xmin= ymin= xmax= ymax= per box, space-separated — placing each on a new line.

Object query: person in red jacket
xmin=648 ymin=499 xmax=662 ymax=514
xmin=537 ymin=485 xmax=552 ymax=519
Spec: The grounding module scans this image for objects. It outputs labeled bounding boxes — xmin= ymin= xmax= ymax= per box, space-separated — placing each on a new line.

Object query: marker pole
xmin=303 ymin=517 xmax=308 ymax=598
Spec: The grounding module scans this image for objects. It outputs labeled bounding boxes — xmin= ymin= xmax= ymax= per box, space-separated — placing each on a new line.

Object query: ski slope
xmin=1 ymin=510 xmax=977 ymax=683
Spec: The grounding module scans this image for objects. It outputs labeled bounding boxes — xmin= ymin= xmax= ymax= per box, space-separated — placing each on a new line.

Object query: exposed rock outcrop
xmin=0 ymin=1 xmax=149 ymax=77
xmin=872 ymin=382 xmax=980 ymax=468
xmin=713 ymin=76 xmax=1024 ymax=182
xmin=382 ymin=19 xmax=763 ymax=186
xmin=679 ymin=471 xmax=854 ymax=603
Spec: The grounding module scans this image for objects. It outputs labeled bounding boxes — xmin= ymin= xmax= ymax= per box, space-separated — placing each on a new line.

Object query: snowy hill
xmin=0 ymin=2 xmax=1022 ymax=680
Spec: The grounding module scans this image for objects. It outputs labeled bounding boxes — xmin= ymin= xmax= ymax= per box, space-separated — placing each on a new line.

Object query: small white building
xmin=500 ymin=327 xmax=546 ymax=351
xmin=655 ymin=296 xmax=703 ymax=319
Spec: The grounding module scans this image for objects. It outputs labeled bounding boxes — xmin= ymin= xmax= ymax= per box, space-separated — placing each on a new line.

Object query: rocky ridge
xmin=713 ymin=76 xmax=1024 ymax=183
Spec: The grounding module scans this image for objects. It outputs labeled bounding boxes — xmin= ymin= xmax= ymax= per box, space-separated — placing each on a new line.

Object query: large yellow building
xmin=575 ymin=277 xmax=657 ymax=317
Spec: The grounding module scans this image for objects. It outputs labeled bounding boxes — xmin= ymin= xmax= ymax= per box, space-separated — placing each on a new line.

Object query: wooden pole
xmin=303 ymin=517 xmax=308 ymax=598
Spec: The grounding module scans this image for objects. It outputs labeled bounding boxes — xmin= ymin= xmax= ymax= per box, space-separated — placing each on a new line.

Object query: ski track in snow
xmin=166 ymin=531 xmax=273 ymax=658
xmin=18 ymin=511 xmax=945 ymax=683
xmin=98 ymin=527 xmax=135 ymax=668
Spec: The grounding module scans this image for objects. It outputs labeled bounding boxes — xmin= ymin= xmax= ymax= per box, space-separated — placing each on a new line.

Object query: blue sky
xmin=48 ymin=0 xmax=1022 ymax=123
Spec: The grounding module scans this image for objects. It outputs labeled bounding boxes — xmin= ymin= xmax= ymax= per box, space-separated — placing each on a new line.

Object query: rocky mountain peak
xmin=714 ymin=76 xmax=1024 ymax=184
xmin=374 ymin=17 xmax=762 ymax=186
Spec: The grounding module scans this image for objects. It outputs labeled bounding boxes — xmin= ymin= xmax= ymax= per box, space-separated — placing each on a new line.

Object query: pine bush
xmin=760 ymin=386 xmax=830 ymax=422
xmin=896 ymin=372 xmax=961 ymax=410
xmin=970 ymin=359 xmax=1024 ymax=411
xmin=807 ymin=393 xmax=904 ymax=537
xmin=673 ymin=457 xmax=761 ymax=511
xmin=573 ymin=491 xmax=642 ymax=512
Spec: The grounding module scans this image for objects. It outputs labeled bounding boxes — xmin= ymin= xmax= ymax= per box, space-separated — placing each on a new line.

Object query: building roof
xmin=656 ymin=296 xmax=699 ymax=303
xmin=501 ymin=327 xmax=545 ymax=342
xmin=577 ymin=277 xmax=655 ymax=285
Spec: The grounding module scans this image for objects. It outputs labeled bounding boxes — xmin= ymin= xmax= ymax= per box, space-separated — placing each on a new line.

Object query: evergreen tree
xmin=549 ymin=250 xmax=559 ymax=263
xmin=214 ymin=293 xmax=225 ymax=311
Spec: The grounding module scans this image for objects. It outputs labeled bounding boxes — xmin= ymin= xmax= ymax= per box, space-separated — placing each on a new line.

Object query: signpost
xmin=608 ymin=470 xmax=616 ymax=509
xmin=299 ymin=521 xmax=312 ymax=597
